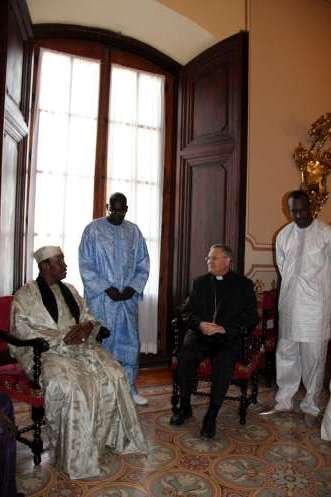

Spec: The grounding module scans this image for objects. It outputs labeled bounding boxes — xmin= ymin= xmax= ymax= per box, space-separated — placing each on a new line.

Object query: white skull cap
xmin=33 ymin=246 xmax=63 ymax=264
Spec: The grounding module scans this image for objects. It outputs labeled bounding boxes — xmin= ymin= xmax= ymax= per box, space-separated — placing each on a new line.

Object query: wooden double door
xmin=0 ymin=0 xmax=33 ymax=295
xmin=172 ymin=32 xmax=248 ymax=305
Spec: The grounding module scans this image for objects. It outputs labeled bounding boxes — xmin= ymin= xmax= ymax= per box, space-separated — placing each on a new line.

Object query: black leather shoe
xmin=200 ymin=413 xmax=216 ymax=438
xmin=169 ymin=406 xmax=192 ymax=426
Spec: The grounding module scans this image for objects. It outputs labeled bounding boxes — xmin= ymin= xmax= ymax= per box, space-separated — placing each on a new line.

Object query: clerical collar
xmin=216 ymin=276 xmax=223 ymax=280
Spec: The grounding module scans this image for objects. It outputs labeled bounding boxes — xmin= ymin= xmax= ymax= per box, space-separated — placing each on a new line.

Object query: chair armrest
xmin=0 ymin=330 xmax=49 ymax=352
xmin=240 ymin=326 xmax=264 ymax=364
xmin=0 ymin=330 xmax=49 ymax=389
xmin=171 ymin=316 xmax=190 ymax=355
xmin=240 ymin=326 xmax=250 ymax=338
xmin=96 ymin=326 xmax=111 ymax=343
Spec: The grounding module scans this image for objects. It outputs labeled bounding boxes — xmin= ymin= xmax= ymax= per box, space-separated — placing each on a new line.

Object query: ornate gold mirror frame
xmin=293 ymin=113 xmax=331 ymax=217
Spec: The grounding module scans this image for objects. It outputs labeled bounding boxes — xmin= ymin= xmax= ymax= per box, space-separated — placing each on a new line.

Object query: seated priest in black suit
xmin=170 ymin=244 xmax=258 ymax=438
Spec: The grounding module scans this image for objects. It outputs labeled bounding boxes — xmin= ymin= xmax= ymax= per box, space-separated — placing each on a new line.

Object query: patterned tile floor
xmin=15 ymin=384 xmax=331 ymax=497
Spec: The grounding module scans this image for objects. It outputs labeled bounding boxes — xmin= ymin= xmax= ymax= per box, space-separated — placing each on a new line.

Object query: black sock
xmin=180 ymin=397 xmax=191 ymax=411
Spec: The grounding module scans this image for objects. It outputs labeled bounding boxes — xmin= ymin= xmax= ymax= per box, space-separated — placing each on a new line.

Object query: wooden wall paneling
xmin=0 ymin=0 xmax=32 ymax=295
xmin=0 ymin=135 xmax=18 ymax=294
xmin=24 ymin=45 xmax=40 ymax=282
xmin=173 ymin=32 xmax=248 ymax=305
xmin=32 ymin=38 xmax=106 ymax=60
xmin=156 ymin=75 xmax=177 ymax=358
xmin=111 ymin=49 xmax=172 ymax=77
xmin=188 ymin=157 xmax=227 ymax=283
xmin=0 ymin=1 xmax=10 ymax=296
xmin=13 ymin=39 xmax=33 ymax=291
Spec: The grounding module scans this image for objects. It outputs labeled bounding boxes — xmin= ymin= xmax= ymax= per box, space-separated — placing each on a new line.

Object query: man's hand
xmin=106 ymin=287 xmax=122 ymax=301
xmin=199 ymin=321 xmax=226 ymax=336
xmin=120 ymin=286 xmax=135 ymax=300
xmin=106 ymin=286 xmax=135 ymax=301
xmin=63 ymin=321 xmax=94 ymax=345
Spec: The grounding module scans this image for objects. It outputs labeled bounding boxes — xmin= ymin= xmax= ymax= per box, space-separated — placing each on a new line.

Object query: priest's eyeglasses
xmin=205 ymin=255 xmax=228 ymax=261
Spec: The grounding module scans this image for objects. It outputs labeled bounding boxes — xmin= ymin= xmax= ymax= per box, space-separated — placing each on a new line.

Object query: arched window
xmin=28 ymin=34 xmax=177 ymax=357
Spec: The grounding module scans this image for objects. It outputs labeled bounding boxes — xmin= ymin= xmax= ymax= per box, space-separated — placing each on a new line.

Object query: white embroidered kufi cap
xmin=33 ymin=246 xmax=63 ymax=264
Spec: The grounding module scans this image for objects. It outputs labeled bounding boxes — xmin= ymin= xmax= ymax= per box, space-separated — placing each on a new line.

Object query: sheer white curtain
xmin=30 ymin=49 xmax=100 ymax=292
xmin=107 ymin=65 xmax=165 ymax=353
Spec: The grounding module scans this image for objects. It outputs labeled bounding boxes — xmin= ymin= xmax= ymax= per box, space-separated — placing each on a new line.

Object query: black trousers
xmin=177 ymin=329 xmax=241 ymax=409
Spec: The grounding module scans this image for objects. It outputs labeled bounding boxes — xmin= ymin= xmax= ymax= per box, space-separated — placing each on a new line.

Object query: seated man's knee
xmin=179 ymin=342 xmax=196 ymax=359
xmin=46 ymin=374 xmax=76 ymax=401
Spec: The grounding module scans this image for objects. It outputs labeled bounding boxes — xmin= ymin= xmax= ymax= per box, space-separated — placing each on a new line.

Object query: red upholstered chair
xmin=261 ymin=289 xmax=278 ymax=386
xmin=0 ymin=296 xmax=48 ymax=464
xmin=170 ymin=302 xmax=265 ymax=425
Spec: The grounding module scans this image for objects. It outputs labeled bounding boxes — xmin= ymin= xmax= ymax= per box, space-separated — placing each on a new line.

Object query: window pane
xmin=137 ymin=128 xmax=161 ymax=183
xmin=110 ymin=66 xmax=137 ymax=124
xmin=36 ymin=112 xmax=68 ymax=173
xmin=39 ymin=51 xmax=71 ymax=113
xmin=138 ymin=73 xmax=163 ymax=128
xmin=64 ymin=176 xmax=95 ymax=235
xmin=71 ymin=58 xmax=100 ymax=118
xmin=32 ymin=49 xmax=100 ymax=292
xmin=136 ymin=183 xmax=161 ymax=236
xmin=107 ymin=64 xmax=165 ymax=354
xmin=67 ymin=116 xmax=98 ymax=175
xmin=108 ymin=123 xmax=135 ymax=180
xmin=34 ymin=172 xmax=65 ymax=236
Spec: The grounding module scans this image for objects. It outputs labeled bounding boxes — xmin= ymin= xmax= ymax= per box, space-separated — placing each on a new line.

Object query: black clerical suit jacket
xmin=186 ymin=271 xmax=258 ymax=345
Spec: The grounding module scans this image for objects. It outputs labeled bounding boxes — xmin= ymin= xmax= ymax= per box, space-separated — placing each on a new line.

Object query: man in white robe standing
xmin=79 ymin=192 xmax=150 ymax=406
xmin=261 ymin=190 xmax=331 ymax=427
xmin=10 ymin=246 xmax=146 ymax=479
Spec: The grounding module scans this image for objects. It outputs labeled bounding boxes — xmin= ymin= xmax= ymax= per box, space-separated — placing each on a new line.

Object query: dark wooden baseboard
xmin=139 ymin=352 xmax=169 ymax=368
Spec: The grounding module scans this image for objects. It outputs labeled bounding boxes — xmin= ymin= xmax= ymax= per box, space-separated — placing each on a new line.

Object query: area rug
xmin=15 ymin=384 xmax=331 ymax=497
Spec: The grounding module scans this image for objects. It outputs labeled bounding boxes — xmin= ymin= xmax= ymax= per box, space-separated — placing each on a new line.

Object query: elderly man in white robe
xmin=10 ymin=246 xmax=146 ymax=480
xmin=261 ymin=190 xmax=331 ymax=427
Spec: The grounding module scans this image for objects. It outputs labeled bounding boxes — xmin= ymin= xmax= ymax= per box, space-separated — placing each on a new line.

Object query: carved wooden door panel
xmin=0 ymin=0 xmax=33 ymax=294
xmin=173 ymin=32 xmax=248 ymax=303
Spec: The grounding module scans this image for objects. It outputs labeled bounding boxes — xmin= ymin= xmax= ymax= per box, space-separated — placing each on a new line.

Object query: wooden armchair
xmin=0 ymin=296 xmax=48 ymax=464
xmin=170 ymin=310 xmax=264 ymax=425
xmin=261 ymin=289 xmax=278 ymax=386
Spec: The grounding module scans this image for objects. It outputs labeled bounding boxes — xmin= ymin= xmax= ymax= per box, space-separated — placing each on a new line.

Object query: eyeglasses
xmin=205 ymin=256 xmax=228 ymax=262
